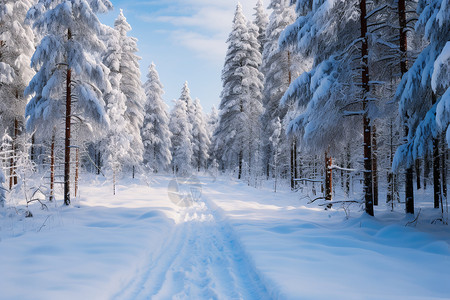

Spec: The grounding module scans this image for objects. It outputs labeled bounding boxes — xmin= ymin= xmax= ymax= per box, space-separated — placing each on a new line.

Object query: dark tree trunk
xmin=75 ymin=147 xmax=79 ymax=198
xmin=13 ymin=117 xmax=18 ymax=185
xmin=433 ymin=138 xmax=441 ymax=208
xmin=415 ymin=159 xmax=421 ymax=190
xmin=432 ymin=93 xmax=441 ymax=209
xmin=441 ymin=134 xmax=447 ymax=204
xmin=64 ymin=29 xmax=72 ymax=206
xmin=50 ymin=133 xmax=55 ymax=202
xmin=325 ymin=151 xmax=332 ymax=201
xmin=372 ymin=124 xmax=378 ymax=206
xmin=424 ymin=153 xmax=430 ymax=190
xmin=290 ymin=140 xmax=295 ymax=190
xmin=346 ymin=146 xmax=351 ymax=196
xmin=31 ymin=133 xmax=35 ymax=162
xmin=387 ymin=119 xmax=394 ymax=204
xmin=360 ymin=0 xmax=373 ymax=216
xmin=398 ymin=0 xmax=414 ymax=214
xmin=294 ymin=139 xmax=298 ymax=184
xmin=238 ymin=149 xmax=243 ymax=180
xmin=97 ymin=150 xmax=101 ymax=175
xmin=405 ymin=167 xmax=415 ymax=214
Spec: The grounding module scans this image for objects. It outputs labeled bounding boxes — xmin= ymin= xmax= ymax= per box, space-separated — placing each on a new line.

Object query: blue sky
xmin=99 ymin=0 xmax=265 ymax=113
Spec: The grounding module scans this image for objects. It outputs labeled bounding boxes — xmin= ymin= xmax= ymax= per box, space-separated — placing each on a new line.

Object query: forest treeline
xmin=0 ymin=0 xmax=448 ymax=219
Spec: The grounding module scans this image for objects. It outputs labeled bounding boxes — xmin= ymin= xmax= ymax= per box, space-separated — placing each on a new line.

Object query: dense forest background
xmin=0 ymin=0 xmax=448 ymax=220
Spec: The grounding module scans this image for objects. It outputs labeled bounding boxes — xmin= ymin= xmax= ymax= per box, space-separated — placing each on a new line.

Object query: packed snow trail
xmin=114 ymin=197 xmax=272 ymax=300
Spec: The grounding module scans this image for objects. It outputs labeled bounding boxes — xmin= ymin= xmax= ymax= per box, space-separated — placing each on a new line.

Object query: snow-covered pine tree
xmin=179 ymin=81 xmax=196 ymax=130
xmin=393 ymin=0 xmax=449 ymax=212
xmin=207 ymin=106 xmax=219 ymax=141
xmin=0 ymin=0 xmax=34 ymax=133
xmin=114 ymin=10 xmax=145 ymax=177
xmin=253 ymin=0 xmax=269 ymax=53
xmin=142 ymin=63 xmax=172 ymax=173
xmin=192 ymin=99 xmax=211 ymax=171
xmin=280 ymin=0 xmax=376 ymax=213
xmin=214 ymin=3 xmax=264 ymax=179
xmin=25 ymin=0 xmax=113 ymax=205
xmin=270 ymin=117 xmax=282 ymax=192
xmin=0 ymin=0 xmax=35 ymax=188
xmin=100 ymin=24 xmax=130 ymax=194
xmin=169 ymin=99 xmax=193 ymax=176
xmin=260 ymin=0 xmax=300 ymax=180
xmin=207 ymin=105 xmax=219 ymax=166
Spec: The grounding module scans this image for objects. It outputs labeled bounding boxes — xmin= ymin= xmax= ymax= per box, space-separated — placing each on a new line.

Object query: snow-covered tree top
xmin=144 ymin=62 xmax=164 ymax=98
xmin=114 ymin=9 xmax=132 ymax=37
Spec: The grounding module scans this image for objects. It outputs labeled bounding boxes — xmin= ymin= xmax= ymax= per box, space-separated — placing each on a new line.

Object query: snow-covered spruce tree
xmin=142 ymin=63 xmax=172 ymax=173
xmin=357 ymin=0 xmax=418 ymax=209
xmin=0 ymin=0 xmax=35 ymax=188
xmin=114 ymin=10 xmax=145 ymax=178
xmin=25 ymin=0 xmax=113 ymax=205
xmin=100 ymin=24 xmax=130 ymax=195
xmin=179 ymin=81 xmax=196 ymax=131
xmin=260 ymin=0 xmax=300 ymax=181
xmin=214 ymin=3 xmax=264 ymax=180
xmin=207 ymin=105 xmax=219 ymax=165
xmin=169 ymin=99 xmax=193 ymax=176
xmin=393 ymin=0 xmax=449 ymax=212
xmin=192 ymin=99 xmax=211 ymax=171
xmin=280 ymin=0 xmax=376 ymax=213
xmin=253 ymin=0 xmax=269 ymax=53
xmin=270 ymin=117 xmax=282 ymax=192
xmin=207 ymin=106 xmax=219 ymax=141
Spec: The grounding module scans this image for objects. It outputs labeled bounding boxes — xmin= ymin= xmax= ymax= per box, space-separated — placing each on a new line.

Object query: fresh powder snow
xmin=1 ymin=174 xmax=449 ymax=299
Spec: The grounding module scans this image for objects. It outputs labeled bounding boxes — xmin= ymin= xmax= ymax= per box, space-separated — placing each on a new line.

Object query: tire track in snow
xmin=113 ymin=196 xmax=273 ymax=299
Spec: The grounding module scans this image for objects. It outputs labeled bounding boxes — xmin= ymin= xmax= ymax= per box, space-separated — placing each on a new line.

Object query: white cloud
xmin=136 ymin=0 xmax=264 ymax=62
xmin=170 ymin=30 xmax=227 ymax=63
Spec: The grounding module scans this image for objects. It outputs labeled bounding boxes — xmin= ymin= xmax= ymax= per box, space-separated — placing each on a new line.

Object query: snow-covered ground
xmin=0 ymin=174 xmax=449 ymax=299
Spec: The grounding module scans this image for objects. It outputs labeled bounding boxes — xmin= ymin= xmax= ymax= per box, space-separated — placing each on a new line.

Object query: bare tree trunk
xmin=387 ymin=119 xmax=394 ymax=204
xmin=432 ymin=92 xmax=440 ymax=209
xmin=238 ymin=149 xmax=243 ymax=180
xmin=441 ymin=134 xmax=447 ymax=203
xmin=290 ymin=140 xmax=295 ymax=190
xmin=64 ymin=29 xmax=72 ymax=206
xmin=398 ymin=0 xmax=414 ymax=214
xmin=346 ymin=145 xmax=351 ymax=196
xmin=372 ymin=124 xmax=378 ymax=206
xmin=97 ymin=150 xmax=101 ymax=175
xmin=415 ymin=159 xmax=421 ymax=190
xmin=325 ymin=151 xmax=332 ymax=201
xmin=31 ymin=133 xmax=35 ymax=162
xmin=75 ymin=147 xmax=79 ymax=198
xmin=294 ymin=139 xmax=298 ymax=185
xmin=424 ymin=153 xmax=429 ymax=190
xmin=49 ymin=133 xmax=55 ymax=202
xmin=13 ymin=117 xmax=18 ymax=185
xmin=360 ymin=0 xmax=373 ymax=216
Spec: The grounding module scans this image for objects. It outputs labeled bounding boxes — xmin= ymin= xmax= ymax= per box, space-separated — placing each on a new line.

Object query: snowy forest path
xmin=113 ymin=188 xmax=272 ymax=300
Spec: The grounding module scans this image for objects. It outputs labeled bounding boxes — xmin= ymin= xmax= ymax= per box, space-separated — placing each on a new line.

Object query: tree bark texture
xmin=64 ymin=28 xmax=72 ymax=206
xmin=372 ymin=124 xmax=378 ymax=206
xmin=50 ymin=133 xmax=55 ymax=202
xmin=360 ymin=0 xmax=374 ymax=216
xmin=398 ymin=0 xmax=414 ymax=214
xmin=325 ymin=151 xmax=332 ymax=201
